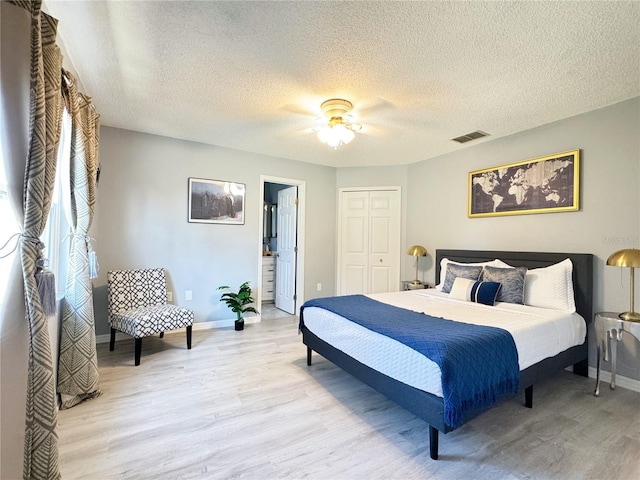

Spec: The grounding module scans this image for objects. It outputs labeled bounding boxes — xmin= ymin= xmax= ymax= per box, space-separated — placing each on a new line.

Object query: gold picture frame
xmin=468 ymin=150 xmax=580 ymax=218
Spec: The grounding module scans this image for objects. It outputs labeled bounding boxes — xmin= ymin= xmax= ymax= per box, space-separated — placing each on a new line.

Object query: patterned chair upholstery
xmin=107 ymin=268 xmax=194 ymax=365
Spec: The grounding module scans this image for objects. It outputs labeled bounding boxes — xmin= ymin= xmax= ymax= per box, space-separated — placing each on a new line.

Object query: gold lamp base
xmin=407 ymin=245 xmax=428 ymax=287
xmin=619 ymin=311 xmax=640 ymax=322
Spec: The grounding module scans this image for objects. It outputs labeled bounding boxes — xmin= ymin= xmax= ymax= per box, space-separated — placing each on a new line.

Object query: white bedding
xmin=302 ymin=289 xmax=586 ymax=398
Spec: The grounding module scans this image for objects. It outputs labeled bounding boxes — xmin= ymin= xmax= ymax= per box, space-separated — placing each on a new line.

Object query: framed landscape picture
xmin=468 ymin=150 xmax=580 ymax=218
xmin=188 ymin=177 xmax=245 ymax=224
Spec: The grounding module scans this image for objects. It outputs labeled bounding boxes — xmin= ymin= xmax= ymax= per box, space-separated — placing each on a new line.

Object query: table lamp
xmin=407 ymin=245 xmax=428 ymax=285
xmin=607 ymin=248 xmax=640 ymax=322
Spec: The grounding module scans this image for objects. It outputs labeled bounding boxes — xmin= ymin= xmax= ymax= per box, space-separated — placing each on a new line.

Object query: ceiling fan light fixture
xmin=317 ymin=122 xmax=355 ymax=148
xmin=320 ymin=99 xmax=353 ymax=118
xmin=317 ymin=99 xmax=361 ymax=149
xmin=316 ymin=125 xmax=331 ymax=144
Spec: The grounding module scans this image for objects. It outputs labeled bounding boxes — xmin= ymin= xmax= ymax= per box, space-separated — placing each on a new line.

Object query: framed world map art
xmin=468 ymin=150 xmax=580 ymax=218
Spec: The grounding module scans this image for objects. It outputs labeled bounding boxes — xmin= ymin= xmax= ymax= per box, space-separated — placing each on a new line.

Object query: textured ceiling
xmin=43 ymin=1 xmax=639 ymax=168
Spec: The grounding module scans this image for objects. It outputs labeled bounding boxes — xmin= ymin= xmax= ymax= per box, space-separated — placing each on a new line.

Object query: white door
xmin=275 ymin=186 xmax=297 ymax=313
xmin=340 ymin=191 xmax=369 ymax=295
xmin=339 ymin=189 xmax=401 ymax=295
xmin=368 ymin=190 xmax=401 ymax=293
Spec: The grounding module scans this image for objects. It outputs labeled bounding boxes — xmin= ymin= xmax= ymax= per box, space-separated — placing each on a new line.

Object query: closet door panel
xmin=338 ymin=188 xmax=400 ymax=295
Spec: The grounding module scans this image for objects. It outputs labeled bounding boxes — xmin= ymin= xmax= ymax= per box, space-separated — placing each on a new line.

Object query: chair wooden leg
xmin=159 ymin=332 xmax=164 ymax=338
xmin=186 ymin=325 xmax=192 ymax=349
xmin=109 ymin=328 xmax=116 ymax=351
xmin=134 ymin=338 xmax=142 ymax=366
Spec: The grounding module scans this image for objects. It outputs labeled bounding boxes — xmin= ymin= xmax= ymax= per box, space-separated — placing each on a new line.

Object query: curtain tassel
xmin=87 ymin=237 xmax=99 ymax=279
xmin=35 ymin=270 xmax=57 ymax=317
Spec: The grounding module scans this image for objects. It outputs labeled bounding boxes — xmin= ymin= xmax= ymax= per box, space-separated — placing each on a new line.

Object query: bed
xmin=300 ymin=249 xmax=593 ymax=460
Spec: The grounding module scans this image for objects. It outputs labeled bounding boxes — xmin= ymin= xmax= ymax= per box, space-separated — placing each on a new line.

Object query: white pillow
xmin=523 ymin=258 xmax=575 ymax=312
xmin=436 ymin=258 xmax=503 ymax=291
xmin=493 ymin=259 xmax=512 ymax=268
xmin=449 ymin=277 xmax=502 ymax=306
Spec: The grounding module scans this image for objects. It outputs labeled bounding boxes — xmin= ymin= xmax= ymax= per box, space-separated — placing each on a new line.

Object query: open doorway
xmin=258 ymin=175 xmax=305 ymax=316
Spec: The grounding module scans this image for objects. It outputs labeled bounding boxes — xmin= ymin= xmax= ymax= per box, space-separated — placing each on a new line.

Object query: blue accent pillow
xmin=481 ymin=265 xmax=527 ymax=304
xmin=449 ymin=278 xmax=502 ymax=306
xmin=441 ymin=264 xmax=483 ymax=293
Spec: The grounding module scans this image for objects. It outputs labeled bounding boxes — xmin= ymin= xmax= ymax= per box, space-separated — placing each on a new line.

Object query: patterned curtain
xmin=12 ymin=0 xmax=64 ymax=478
xmin=57 ymin=71 xmax=101 ymax=409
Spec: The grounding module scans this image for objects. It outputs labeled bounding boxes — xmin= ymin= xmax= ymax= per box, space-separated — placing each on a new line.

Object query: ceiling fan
xmin=315 ymin=99 xmax=362 ymax=149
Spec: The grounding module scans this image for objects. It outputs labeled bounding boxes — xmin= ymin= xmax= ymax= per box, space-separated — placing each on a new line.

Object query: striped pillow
xmin=449 ymin=278 xmax=502 ymax=306
xmin=440 ymin=264 xmax=483 ymax=294
xmin=481 ymin=265 xmax=527 ymax=304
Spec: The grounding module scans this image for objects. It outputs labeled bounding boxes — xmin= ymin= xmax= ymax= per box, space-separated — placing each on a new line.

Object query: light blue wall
xmin=94 ymin=99 xmax=639 ymax=381
xmin=405 ymin=98 xmax=640 ymax=380
xmin=93 ymin=127 xmax=337 ymax=334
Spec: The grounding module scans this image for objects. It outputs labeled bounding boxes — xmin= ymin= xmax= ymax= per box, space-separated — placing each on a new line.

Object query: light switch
xmin=185 ymin=290 xmax=192 ymax=301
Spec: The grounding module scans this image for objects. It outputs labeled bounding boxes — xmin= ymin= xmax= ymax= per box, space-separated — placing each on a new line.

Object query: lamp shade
xmin=606 ymin=248 xmax=640 ymax=322
xmin=407 ymin=245 xmax=428 ymax=257
xmin=606 ymin=248 xmax=640 ymax=268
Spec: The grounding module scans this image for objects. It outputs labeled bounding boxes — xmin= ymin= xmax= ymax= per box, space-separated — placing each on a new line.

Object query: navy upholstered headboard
xmin=435 ymin=250 xmax=594 ymax=324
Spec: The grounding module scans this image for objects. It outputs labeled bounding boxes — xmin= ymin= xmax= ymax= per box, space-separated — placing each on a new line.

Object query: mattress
xmin=302 ymin=289 xmax=586 ymax=398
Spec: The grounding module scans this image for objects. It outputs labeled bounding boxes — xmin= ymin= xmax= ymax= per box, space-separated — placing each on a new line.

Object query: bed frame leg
xmin=525 ymin=385 xmax=533 ymax=408
xmin=429 ymin=426 xmax=439 ymax=460
xmin=573 ymin=358 xmax=588 ymax=377
xmin=307 ymin=346 xmax=312 ymax=366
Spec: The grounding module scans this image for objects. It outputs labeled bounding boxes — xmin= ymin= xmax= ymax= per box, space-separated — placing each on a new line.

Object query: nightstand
xmin=401 ymin=280 xmax=431 ymax=291
xmin=594 ymin=311 xmax=640 ymax=396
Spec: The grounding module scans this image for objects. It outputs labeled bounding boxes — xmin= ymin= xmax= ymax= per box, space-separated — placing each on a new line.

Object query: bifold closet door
xmin=338 ymin=189 xmax=400 ymax=295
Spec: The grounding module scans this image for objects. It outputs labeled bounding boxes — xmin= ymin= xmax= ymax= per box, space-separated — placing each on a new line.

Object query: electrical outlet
xmin=317 ymin=283 xmax=322 ymax=291
xmin=185 ymin=290 xmax=192 ymax=301
xmin=167 ymin=291 xmax=173 ymax=302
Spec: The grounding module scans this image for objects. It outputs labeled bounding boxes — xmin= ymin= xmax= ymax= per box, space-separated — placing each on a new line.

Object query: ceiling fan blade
xmin=279 ymin=102 xmax=322 ymax=118
xmin=358 ymin=121 xmax=401 ymax=138
xmin=297 ymin=126 xmax=317 ymax=135
xmin=354 ymin=97 xmax=397 ymax=117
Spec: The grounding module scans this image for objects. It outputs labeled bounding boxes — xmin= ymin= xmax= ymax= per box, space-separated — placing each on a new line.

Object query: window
xmin=0 ymin=109 xmax=71 ymax=306
xmin=0 ymin=152 xmax=17 ymax=306
xmin=42 ymin=107 xmax=72 ymax=296
xmin=41 ymin=155 xmax=70 ymax=297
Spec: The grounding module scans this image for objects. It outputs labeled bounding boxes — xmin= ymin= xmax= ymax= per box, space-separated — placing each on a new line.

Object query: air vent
xmin=451 ymin=130 xmax=489 ymax=144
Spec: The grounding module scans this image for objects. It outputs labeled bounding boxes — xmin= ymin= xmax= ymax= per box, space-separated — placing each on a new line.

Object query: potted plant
xmin=217 ymin=281 xmax=259 ymax=331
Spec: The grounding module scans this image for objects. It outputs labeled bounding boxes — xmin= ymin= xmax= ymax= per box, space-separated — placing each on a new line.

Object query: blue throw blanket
xmin=301 ymin=295 xmax=519 ymax=428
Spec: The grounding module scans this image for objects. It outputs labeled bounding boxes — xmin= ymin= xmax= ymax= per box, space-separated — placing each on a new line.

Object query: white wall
xmin=406 ymin=98 xmax=640 ymax=380
xmin=93 ymin=127 xmax=337 ymax=334
xmin=0 ymin=4 xmax=31 ymax=478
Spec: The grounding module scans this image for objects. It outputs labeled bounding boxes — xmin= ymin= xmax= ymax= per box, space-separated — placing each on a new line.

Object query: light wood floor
xmin=58 ymin=310 xmax=640 ymax=480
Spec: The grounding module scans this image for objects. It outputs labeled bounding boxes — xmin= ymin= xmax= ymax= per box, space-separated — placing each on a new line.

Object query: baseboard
xmin=588 ymin=366 xmax=640 ymax=393
xmin=95 ymin=315 xmax=262 ymax=344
